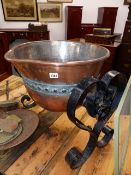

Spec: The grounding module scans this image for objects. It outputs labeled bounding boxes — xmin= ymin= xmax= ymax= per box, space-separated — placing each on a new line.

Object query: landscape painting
xmin=1 ymin=0 xmax=37 ymax=21
xmin=38 ymin=3 xmax=62 ymax=22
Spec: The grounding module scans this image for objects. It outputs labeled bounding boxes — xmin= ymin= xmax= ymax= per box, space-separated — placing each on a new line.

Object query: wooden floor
xmin=0 ymin=75 xmax=130 ymax=175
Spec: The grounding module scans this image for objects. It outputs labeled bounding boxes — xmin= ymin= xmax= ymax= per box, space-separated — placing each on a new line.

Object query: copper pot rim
xmin=5 ymin=40 xmax=110 ymax=66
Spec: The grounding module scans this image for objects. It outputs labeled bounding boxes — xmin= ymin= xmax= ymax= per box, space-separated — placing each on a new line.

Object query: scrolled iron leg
xmin=65 ymin=147 xmax=83 ymax=169
xmin=65 ymin=133 xmax=98 ymax=169
xmin=21 ymin=95 xmax=36 ymax=109
xmin=65 ymin=123 xmax=113 ymax=169
xmin=97 ymin=125 xmax=114 ymax=148
xmin=66 ymin=71 xmax=127 ymax=169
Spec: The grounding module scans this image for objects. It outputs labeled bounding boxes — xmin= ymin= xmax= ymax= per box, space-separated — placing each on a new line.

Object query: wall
xmin=0 ymin=0 xmax=129 ymax=40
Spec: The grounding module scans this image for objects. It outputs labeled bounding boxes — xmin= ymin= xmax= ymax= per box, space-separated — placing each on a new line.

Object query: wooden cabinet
xmin=81 ymin=7 xmax=118 ymax=38
xmin=115 ymin=20 xmax=131 ymax=77
xmin=0 ymin=32 xmax=12 ymax=81
xmin=100 ymin=42 xmax=120 ymax=76
xmin=81 ymin=23 xmax=101 ymax=38
xmin=66 ymin=6 xmax=83 ymax=40
xmin=122 ymin=21 xmax=131 ymax=43
xmin=97 ymin=7 xmax=118 ymax=34
xmin=0 ymin=29 xmax=50 ymax=43
xmin=0 ymin=29 xmax=50 ymax=81
xmin=29 ymin=32 xmax=49 ymax=41
xmin=115 ymin=44 xmax=131 ymax=75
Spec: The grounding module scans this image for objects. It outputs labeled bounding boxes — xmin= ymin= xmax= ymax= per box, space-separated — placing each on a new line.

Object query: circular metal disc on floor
xmin=0 ymin=109 xmax=39 ymax=150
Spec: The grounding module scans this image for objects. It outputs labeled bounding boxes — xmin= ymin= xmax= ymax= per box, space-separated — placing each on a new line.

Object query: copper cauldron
xmin=5 ymin=41 xmax=110 ymax=111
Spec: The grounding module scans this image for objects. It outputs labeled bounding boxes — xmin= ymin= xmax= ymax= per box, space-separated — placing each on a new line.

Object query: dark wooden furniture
xmin=115 ymin=43 xmax=131 ymax=76
xmin=115 ymin=5 xmax=131 ymax=78
xmin=97 ymin=7 xmax=118 ymax=34
xmin=0 ymin=28 xmax=50 ymax=43
xmin=0 ymin=28 xmax=50 ymax=81
xmin=115 ymin=22 xmax=131 ymax=77
xmin=81 ymin=7 xmax=118 ymax=38
xmin=81 ymin=23 xmax=100 ymax=38
xmin=66 ymin=6 xmax=83 ymax=40
xmin=122 ymin=20 xmax=131 ymax=43
xmin=0 ymin=32 xmax=11 ymax=81
xmin=85 ymin=34 xmax=118 ymax=45
xmin=100 ymin=42 xmax=120 ymax=76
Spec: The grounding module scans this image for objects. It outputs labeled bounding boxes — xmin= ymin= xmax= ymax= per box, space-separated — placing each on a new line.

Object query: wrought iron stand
xmin=65 ymin=70 xmax=127 ymax=169
xmin=21 ymin=70 xmax=127 ymax=169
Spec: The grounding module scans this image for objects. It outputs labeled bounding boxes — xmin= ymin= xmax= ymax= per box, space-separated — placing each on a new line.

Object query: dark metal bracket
xmin=65 ymin=70 xmax=127 ymax=169
xmin=21 ymin=95 xmax=36 ymax=109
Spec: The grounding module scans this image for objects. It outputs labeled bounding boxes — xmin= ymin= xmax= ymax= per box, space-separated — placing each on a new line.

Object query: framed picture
xmin=1 ymin=0 xmax=38 ymax=21
xmin=124 ymin=0 xmax=131 ymax=5
xmin=47 ymin=0 xmax=72 ymax=2
xmin=38 ymin=3 xmax=62 ymax=22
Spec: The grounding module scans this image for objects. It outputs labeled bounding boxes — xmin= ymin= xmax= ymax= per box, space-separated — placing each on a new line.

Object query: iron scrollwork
xmin=66 ymin=70 xmax=127 ymax=169
xmin=21 ymin=95 xmax=36 ymax=109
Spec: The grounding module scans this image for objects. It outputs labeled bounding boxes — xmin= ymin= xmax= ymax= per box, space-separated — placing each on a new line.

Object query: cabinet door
xmin=28 ymin=31 xmax=49 ymax=41
xmin=67 ymin=6 xmax=83 ymax=40
xmin=97 ymin=7 xmax=118 ymax=34
xmin=122 ymin=21 xmax=131 ymax=43
xmin=0 ymin=32 xmax=11 ymax=81
xmin=100 ymin=45 xmax=118 ymax=76
xmin=115 ymin=44 xmax=131 ymax=75
xmin=81 ymin=24 xmax=101 ymax=38
xmin=103 ymin=8 xmax=118 ymax=30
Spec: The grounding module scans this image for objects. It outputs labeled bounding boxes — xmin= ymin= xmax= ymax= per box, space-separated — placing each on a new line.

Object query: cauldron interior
xmin=6 ymin=40 xmax=109 ymax=63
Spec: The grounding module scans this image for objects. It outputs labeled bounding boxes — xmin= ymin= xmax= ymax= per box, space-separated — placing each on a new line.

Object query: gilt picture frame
xmin=1 ymin=0 xmax=38 ymax=21
xmin=124 ymin=0 xmax=131 ymax=5
xmin=38 ymin=3 xmax=62 ymax=23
